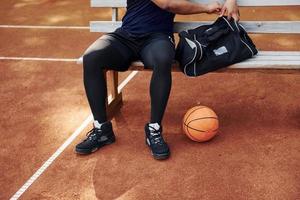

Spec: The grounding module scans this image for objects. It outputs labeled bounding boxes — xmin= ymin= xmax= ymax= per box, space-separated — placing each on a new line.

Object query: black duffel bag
xmin=175 ymin=17 xmax=258 ymax=77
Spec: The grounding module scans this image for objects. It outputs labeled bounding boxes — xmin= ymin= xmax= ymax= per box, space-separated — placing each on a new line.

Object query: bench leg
xmin=105 ymin=70 xmax=123 ymax=120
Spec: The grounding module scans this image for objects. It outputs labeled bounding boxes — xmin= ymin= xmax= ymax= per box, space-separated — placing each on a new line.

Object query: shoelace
xmin=148 ymin=126 xmax=163 ymax=145
xmin=85 ymin=128 xmax=102 ymax=141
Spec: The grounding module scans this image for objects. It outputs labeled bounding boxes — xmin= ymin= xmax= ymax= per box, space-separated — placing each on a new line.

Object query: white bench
xmin=80 ymin=0 xmax=300 ymax=118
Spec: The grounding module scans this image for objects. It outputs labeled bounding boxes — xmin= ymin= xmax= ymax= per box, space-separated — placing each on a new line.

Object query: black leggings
xmin=83 ymin=28 xmax=175 ymax=125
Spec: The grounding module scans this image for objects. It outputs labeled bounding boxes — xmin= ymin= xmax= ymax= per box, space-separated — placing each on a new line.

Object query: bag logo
xmin=213 ymin=46 xmax=228 ymax=56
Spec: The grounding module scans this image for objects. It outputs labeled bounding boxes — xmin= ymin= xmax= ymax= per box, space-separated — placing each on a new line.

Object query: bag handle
xmin=203 ymin=17 xmax=232 ymax=43
xmin=206 ymin=28 xmax=230 ymax=42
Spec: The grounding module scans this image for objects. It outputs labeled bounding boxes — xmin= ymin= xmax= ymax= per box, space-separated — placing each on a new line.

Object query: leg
xmin=83 ymin=34 xmax=135 ymax=123
xmin=75 ymin=34 xmax=136 ymax=154
xmin=140 ymin=34 xmax=175 ymax=160
xmin=140 ymin=34 xmax=175 ymax=125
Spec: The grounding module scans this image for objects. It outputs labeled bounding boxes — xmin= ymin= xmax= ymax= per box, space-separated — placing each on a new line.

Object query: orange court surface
xmin=0 ymin=1 xmax=300 ymax=200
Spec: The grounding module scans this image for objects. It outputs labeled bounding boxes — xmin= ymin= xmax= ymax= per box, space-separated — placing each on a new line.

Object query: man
xmin=75 ymin=0 xmax=239 ymax=159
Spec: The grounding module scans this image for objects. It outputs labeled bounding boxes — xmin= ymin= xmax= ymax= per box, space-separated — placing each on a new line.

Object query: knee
xmin=82 ymin=51 xmax=102 ymax=74
xmin=83 ymin=51 xmax=98 ymax=66
xmin=150 ymin=53 xmax=173 ymax=74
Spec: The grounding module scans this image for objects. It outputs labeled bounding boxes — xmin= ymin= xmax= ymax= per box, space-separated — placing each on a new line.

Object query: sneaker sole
xmin=145 ymin=140 xmax=170 ymax=160
xmin=152 ymin=152 xmax=170 ymax=160
xmin=75 ymin=137 xmax=115 ymax=155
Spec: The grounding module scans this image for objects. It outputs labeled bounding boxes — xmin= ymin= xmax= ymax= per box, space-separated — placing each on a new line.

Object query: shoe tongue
xmin=93 ymin=120 xmax=104 ymax=129
xmin=149 ymin=122 xmax=160 ymax=131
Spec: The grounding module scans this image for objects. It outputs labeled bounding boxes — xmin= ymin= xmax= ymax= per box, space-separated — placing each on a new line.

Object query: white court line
xmin=9 ymin=70 xmax=139 ymax=200
xmin=0 ymin=57 xmax=78 ymax=62
xmin=0 ymin=25 xmax=89 ymax=29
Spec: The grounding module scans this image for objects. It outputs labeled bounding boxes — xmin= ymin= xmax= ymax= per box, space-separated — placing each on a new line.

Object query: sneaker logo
xmin=94 ymin=120 xmax=104 ymax=129
xmin=148 ymin=123 xmax=160 ymax=131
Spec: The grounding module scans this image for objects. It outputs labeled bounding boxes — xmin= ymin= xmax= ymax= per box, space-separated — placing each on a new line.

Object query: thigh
xmin=83 ymin=33 xmax=136 ymax=72
xmin=140 ymin=34 xmax=175 ymax=69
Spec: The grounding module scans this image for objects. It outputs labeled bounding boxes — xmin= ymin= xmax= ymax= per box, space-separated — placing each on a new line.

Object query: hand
xmin=220 ymin=0 xmax=240 ymax=21
xmin=205 ymin=1 xmax=222 ymax=15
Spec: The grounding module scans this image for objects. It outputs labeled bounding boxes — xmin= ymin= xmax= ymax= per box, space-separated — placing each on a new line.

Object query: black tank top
xmin=120 ymin=0 xmax=175 ymax=37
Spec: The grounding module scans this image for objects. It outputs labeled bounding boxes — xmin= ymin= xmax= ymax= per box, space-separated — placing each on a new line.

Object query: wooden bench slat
xmin=130 ymin=61 xmax=300 ymax=71
xmin=130 ymin=58 xmax=300 ymax=69
xmin=258 ymin=51 xmax=300 ymax=56
xmin=77 ymin=51 xmax=300 ymax=70
xmin=90 ymin=21 xmax=300 ymax=34
xmin=91 ymin=0 xmax=300 ymax=7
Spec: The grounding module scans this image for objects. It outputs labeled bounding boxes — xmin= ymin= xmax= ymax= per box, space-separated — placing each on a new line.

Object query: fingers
xmin=220 ymin=7 xmax=226 ymax=16
xmin=214 ymin=1 xmax=222 ymax=14
xmin=221 ymin=9 xmax=240 ymax=21
xmin=227 ymin=12 xmax=232 ymax=20
xmin=207 ymin=1 xmax=222 ymax=15
xmin=232 ymin=13 xmax=240 ymax=21
xmin=215 ymin=3 xmax=222 ymax=14
xmin=231 ymin=9 xmax=240 ymax=21
xmin=215 ymin=9 xmax=221 ymax=15
xmin=220 ymin=1 xmax=240 ymax=21
xmin=236 ymin=10 xmax=241 ymax=21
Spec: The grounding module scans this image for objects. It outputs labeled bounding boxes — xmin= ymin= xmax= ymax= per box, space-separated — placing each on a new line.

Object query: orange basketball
xmin=182 ymin=106 xmax=219 ymax=142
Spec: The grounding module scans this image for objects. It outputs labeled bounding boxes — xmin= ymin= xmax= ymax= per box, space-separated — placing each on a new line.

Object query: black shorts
xmin=83 ymin=27 xmax=176 ymax=71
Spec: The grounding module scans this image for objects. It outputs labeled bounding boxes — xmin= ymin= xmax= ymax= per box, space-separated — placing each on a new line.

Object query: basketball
xmin=182 ymin=106 xmax=219 ymax=142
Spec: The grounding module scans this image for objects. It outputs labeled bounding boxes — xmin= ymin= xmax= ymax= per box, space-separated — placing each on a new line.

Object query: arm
xmin=151 ymin=0 xmax=222 ymax=15
xmin=220 ymin=0 xmax=240 ymax=21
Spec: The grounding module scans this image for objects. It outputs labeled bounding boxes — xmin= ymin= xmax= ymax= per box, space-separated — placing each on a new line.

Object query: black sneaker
xmin=75 ymin=121 xmax=115 ymax=154
xmin=145 ymin=123 xmax=170 ymax=160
